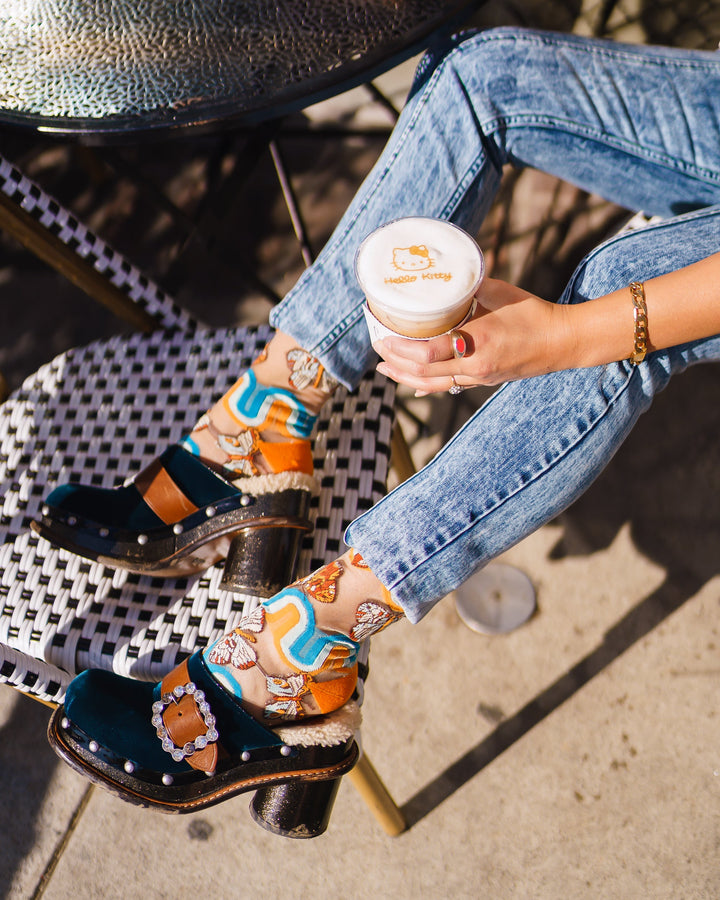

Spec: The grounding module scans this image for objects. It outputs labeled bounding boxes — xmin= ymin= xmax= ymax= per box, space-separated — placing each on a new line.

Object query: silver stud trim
xmin=205 ymin=506 xmax=216 ymax=517
xmin=42 ymin=505 xmax=50 ymax=517
xmin=172 ymin=523 xmax=183 ymax=535
xmin=162 ymin=774 xmax=174 ymax=786
xmin=241 ymin=750 xmax=251 ymax=762
xmin=240 ymin=495 xmax=251 ymax=507
xmin=99 ymin=527 xmax=110 ymax=538
xmin=124 ymin=760 xmax=135 ymax=774
xmin=89 ymin=740 xmax=99 ymax=753
xmin=280 ymin=745 xmax=291 ymax=757
xmin=137 ymin=534 xmax=148 ymax=545
xmin=61 ymin=717 xmax=70 ymax=729
xmin=67 ymin=516 xmax=77 ymax=527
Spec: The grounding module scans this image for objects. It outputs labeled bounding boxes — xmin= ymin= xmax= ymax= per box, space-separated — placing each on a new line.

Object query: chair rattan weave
xmin=0 ymin=322 xmax=394 ymax=702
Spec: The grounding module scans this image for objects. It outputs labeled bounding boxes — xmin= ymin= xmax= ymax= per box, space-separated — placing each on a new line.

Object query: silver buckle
xmin=151 ymin=681 xmax=219 ymax=762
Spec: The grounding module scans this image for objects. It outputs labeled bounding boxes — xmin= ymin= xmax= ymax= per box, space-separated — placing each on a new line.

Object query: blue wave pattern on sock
xmin=179 ymin=434 xmax=201 ymax=455
xmin=179 ymin=369 xmax=317 ymax=457
xmin=203 ymin=650 xmax=246 ymax=696
xmin=263 ymin=587 xmax=359 ymax=672
xmin=226 ymin=370 xmax=316 ymax=438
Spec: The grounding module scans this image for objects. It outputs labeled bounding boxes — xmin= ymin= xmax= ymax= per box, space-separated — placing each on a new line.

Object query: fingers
xmin=375 ymin=357 xmax=471 ymax=395
xmin=373 ymin=335 xmax=443 ymax=366
xmin=374 ymin=329 xmax=473 ymax=366
xmin=373 ymin=331 xmax=476 ymax=395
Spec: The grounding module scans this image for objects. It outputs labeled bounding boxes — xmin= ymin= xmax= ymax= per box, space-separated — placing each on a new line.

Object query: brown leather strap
xmin=160 ymin=660 xmax=219 ymax=773
xmin=135 ymin=460 xmax=199 ymax=525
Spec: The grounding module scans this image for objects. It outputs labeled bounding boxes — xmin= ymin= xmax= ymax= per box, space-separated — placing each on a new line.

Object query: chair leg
xmin=390 ymin=420 xmax=417 ymax=483
xmin=347 ymin=751 xmax=406 ymax=836
xmin=344 ymin=402 xmax=414 ymax=835
xmin=0 ymin=190 xmax=159 ymax=333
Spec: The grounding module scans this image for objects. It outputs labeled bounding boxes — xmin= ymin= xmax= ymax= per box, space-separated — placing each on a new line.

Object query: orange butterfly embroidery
xmin=300 ymin=560 xmax=343 ymax=603
xmin=217 ymin=428 xmax=261 ymax=477
xmin=349 ymin=551 xmax=369 ymax=569
xmin=253 ymin=345 xmax=270 ymax=366
xmin=286 ymin=349 xmax=335 ymax=392
xmin=264 ymin=673 xmax=309 ymax=719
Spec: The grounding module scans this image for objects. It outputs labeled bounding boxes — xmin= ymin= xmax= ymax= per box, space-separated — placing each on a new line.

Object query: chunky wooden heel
xmin=220 ymin=518 xmax=310 ymax=596
xmin=250 ymin=777 xmax=343 ymax=838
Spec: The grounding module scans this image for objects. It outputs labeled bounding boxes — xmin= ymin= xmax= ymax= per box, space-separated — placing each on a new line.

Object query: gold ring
xmin=450 ymin=330 xmax=467 ymax=359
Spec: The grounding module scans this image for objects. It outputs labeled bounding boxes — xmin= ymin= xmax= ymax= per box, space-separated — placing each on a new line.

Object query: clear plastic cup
xmin=355 ymin=216 xmax=485 ymax=341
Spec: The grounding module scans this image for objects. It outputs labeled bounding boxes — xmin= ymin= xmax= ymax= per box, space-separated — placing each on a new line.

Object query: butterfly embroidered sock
xmin=179 ymin=332 xmax=337 ymax=480
xmin=203 ymin=549 xmax=404 ymax=721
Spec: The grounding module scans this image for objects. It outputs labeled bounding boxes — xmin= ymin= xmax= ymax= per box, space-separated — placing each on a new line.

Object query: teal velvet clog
xmin=48 ymin=651 xmax=359 ymax=837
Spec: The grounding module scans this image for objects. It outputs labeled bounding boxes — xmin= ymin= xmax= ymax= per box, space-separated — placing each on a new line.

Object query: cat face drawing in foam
xmin=392 ymin=244 xmax=434 ymax=273
xmin=356 ymin=217 xmax=484 ymax=339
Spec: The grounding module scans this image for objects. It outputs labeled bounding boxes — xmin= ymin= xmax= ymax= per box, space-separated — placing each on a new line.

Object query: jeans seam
xmin=457 ymin=27 xmax=720 ymax=73
xmin=456 ymin=29 xmax=720 ymax=185
xmin=305 ymin=306 xmax=366 ymax=357
xmin=484 ymin=113 xmax=720 ymax=186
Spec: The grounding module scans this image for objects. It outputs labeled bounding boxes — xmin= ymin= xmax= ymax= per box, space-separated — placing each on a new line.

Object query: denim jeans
xmin=270 ymin=28 xmax=720 ymax=622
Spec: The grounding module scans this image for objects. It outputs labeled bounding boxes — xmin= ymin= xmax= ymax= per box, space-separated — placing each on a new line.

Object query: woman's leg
xmin=203 ymin=548 xmax=402 ymax=719
xmin=46 ymin=29 xmax=720 ymax=650
xmin=79 ymin=206 xmax=720 ymax=733
xmin=41 ymin=29 xmax=720 ymax=540
xmin=52 ymin=204 xmax=720 ymax=804
xmin=178 ymin=27 xmax=720 ymax=492
xmin=347 ymin=205 xmax=720 ymax=621
xmin=178 ymin=332 xmax=337 ymax=478
xmin=273 ymin=27 xmax=720 ymax=387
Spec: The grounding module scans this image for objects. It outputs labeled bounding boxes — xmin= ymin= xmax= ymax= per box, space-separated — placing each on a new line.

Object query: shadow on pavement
xmin=0 ymin=690 xmax=57 ymax=894
xmin=402 ymin=361 xmax=720 ymax=827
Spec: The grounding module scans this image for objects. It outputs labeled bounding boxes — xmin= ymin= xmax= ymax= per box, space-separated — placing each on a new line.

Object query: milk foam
xmin=355 ymin=217 xmax=484 ymax=322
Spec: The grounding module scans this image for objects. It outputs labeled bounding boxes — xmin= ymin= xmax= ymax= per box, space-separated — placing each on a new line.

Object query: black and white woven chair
xmin=0 ymin=154 xmax=405 ymax=836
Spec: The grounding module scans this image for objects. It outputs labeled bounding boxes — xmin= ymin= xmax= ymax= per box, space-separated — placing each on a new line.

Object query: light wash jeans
xmin=270 ymin=28 xmax=720 ymax=623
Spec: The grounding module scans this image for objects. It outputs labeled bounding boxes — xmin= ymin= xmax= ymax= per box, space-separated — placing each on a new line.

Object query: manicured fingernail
xmin=414 ymin=390 xmax=429 ymax=397
xmin=376 ymin=363 xmax=390 ymax=377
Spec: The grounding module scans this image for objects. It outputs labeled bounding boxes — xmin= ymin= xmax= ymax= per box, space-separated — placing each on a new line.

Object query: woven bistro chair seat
xmin=0 ymin=152 xmax=395 ymax=701
xmin=0 ymin=320 xmax=394 ymax=702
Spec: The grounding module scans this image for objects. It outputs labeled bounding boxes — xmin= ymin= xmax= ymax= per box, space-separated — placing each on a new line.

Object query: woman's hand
xmin=374 ymin=277 xmax=577 ymax=395
xmin=374 ymin=253 xmax=720 ymax=394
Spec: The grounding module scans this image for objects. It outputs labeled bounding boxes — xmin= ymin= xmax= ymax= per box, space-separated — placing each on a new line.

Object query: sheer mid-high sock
xmin=180 ymin=331 xmax=338 ymax=481
xmin=203 ymin=549 xmax=405 ymax=721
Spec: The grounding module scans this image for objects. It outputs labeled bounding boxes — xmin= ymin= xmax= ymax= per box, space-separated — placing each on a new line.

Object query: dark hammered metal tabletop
xmin=0 ymin=0 xmax=479 ymax=137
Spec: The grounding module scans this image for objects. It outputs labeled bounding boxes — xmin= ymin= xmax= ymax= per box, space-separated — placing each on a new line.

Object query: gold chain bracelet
xmin=628 ymin=281 xmax=648 ymax=365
